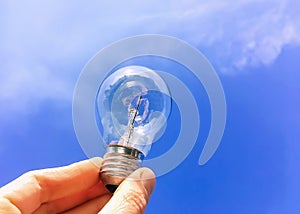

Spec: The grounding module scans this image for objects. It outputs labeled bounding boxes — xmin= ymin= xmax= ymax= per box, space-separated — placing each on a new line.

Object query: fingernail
xmin=89 ymin=157 xmax=103 ymax=168
xmin=140 ymin=168 xmax=156 ymax=196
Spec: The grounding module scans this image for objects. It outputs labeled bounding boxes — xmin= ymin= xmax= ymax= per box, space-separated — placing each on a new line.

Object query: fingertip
xmin=99 ymin=168 xmax=156 ymax=214
xmin=127 ymin=167 xmax=156 ymax=180
xmin=139 ymin=167 xmax=156 ymax=181
xmin=137 ymin=168 xmax=156 ymax=196
xmin=130 ymin=168 xmax=156 ymax=196
xmin=88 ymin=157 xmax=103 ymax=168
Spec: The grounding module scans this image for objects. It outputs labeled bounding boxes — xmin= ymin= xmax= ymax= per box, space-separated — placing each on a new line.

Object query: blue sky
xmin=1 ymin=1 xmax=300 ymax=213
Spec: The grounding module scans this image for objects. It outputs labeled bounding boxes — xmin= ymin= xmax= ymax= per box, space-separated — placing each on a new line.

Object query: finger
xmin=0 ymin=198 xmax=21 ymax=214
xmin=63 ymin=194 xmax=111 ymax=214
xmin=0 ymin=157 xmax=103 ymax=214
xmin=99 ymin=167 xmax=156 ymax=214
xmin=32 ymin=180 xmax=110 ymax=214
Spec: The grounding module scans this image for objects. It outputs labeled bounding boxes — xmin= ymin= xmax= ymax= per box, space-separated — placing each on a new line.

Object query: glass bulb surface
xmin=96 ymin=65 xmax=171 ymax=156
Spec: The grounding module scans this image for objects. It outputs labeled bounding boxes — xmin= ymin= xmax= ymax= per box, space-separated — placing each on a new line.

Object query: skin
xmin=0 ymin=158 xmax=156 ymax=214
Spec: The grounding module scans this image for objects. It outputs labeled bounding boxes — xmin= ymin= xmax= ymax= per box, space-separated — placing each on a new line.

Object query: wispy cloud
xmin=136 ymin=0 xmax=300 ymax=71
xmin=0 ymin=0 xmax=299 ymax=117
xmin=0 ymin=63 xmax=71 ymax=114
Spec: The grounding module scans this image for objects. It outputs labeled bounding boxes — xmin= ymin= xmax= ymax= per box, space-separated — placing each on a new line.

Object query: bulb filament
xmin=122 ymin=95 xmax=142 ymax=144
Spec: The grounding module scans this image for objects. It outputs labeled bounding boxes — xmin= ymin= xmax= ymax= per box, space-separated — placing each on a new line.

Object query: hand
xmin=0 ymin=158 xmax=156 ymax=214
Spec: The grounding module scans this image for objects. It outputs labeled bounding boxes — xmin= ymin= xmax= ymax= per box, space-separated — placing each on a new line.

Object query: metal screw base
xmin=100 ymin=145 xmax=143 ymax=193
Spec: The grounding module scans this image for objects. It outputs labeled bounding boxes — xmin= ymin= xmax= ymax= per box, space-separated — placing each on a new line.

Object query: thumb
xmin=99 ymin=167 xmax=156 ymax=214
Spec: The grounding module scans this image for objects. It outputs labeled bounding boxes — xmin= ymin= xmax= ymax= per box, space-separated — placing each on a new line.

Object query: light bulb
xmin=97 ymin=65 xmax=171 ymax=192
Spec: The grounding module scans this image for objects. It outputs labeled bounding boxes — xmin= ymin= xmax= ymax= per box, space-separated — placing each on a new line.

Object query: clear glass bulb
xmin=97 ymin=65 xmax=171 ymax=192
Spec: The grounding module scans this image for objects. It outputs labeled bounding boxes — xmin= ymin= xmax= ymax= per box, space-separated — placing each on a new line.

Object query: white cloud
xmin=0 ymin=0 xmax=299 ymax=117
xmin=0 ymin=62 xmax=72 ymax=117
xmin=142 ymin=0 xmax=300 ymax=70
